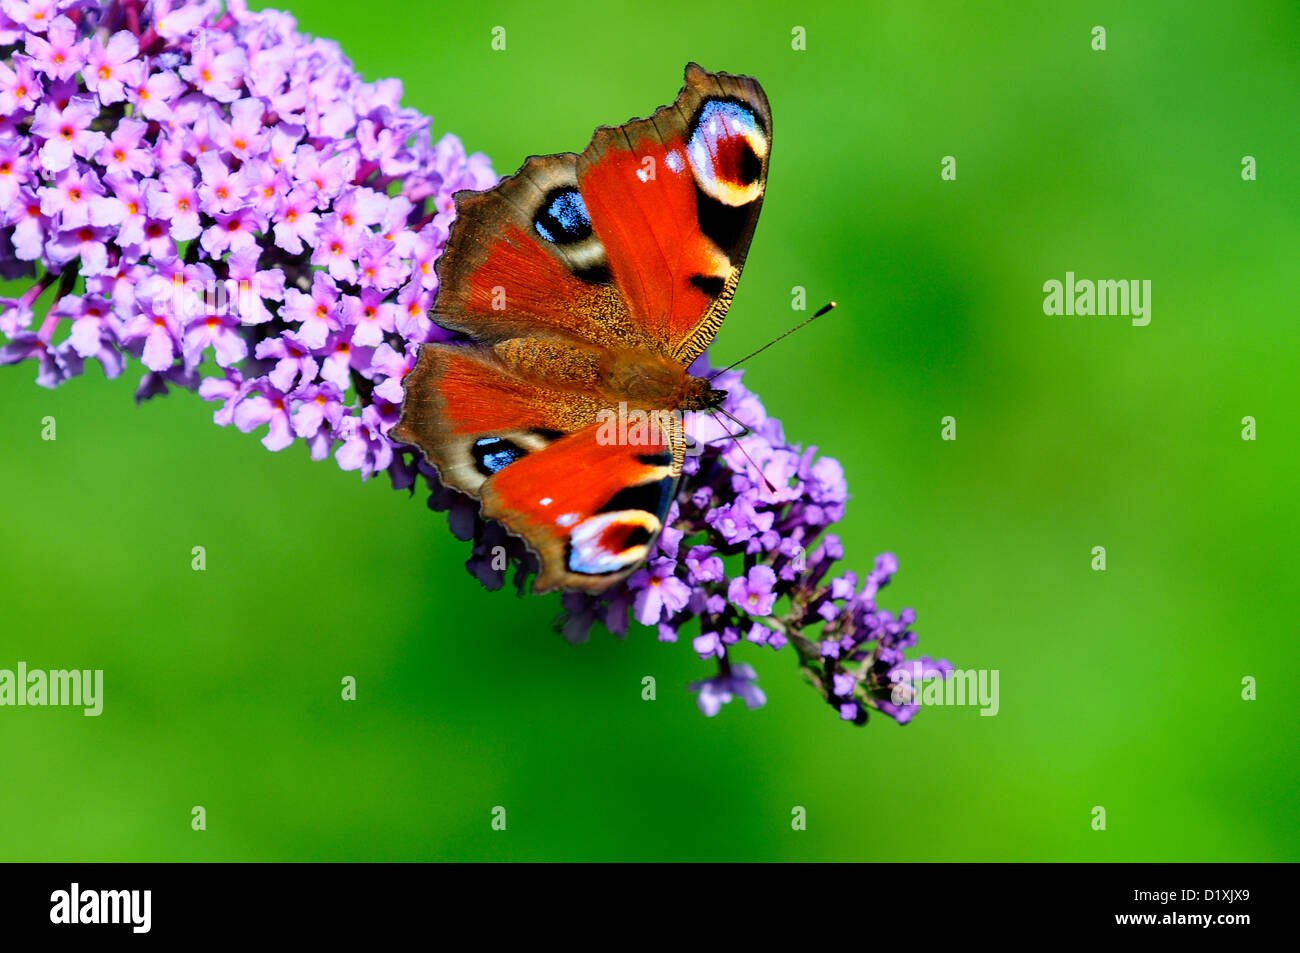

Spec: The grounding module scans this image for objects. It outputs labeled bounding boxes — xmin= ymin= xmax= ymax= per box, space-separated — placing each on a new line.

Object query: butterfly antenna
xmin=708 ymin=301 xmax=837 ymax=382
xmin=708 ymin=410 xmax=777 ymax=495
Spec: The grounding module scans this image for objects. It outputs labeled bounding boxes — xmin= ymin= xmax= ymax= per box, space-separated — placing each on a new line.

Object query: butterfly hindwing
xmin=482 ymin=421 xmax=681 ymax=592
xmin=392 ymin=343 xmax=682 ymax=592
xmin=394 ymin=343 xmax=598 ymax=497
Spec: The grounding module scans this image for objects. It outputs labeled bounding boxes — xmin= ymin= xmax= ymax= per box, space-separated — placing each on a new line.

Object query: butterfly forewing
xmin=576 ymin=63 xmax=771 ymax=363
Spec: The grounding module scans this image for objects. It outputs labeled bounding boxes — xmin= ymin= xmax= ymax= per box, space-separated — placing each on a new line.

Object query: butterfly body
xmin=487 ymin=335 xmax=723 ymax=412
xmin=394 ymin=64 xmax=771 ymax=593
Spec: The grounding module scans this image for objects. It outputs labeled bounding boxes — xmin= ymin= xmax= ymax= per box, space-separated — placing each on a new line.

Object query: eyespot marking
xmin=687 ymin=99 xmax=767 ymax=207
xmin=567 ymin=510 xmax=660 ymax=575
xmin=472 ymin=436 xmax=526 ymax=476
xmin=533 ymin=188 xmax=592 ymax=244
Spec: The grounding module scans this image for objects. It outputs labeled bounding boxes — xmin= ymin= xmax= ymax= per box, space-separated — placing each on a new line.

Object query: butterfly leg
xmin=704 ymin=408 xmax=777 ymax=494
xmin=706 ymin=406 xmax=753 ymax=443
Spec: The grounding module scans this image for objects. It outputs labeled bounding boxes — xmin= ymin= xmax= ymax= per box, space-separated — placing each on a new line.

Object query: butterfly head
xmin=681 ymin=376 xmax=728 ymax=412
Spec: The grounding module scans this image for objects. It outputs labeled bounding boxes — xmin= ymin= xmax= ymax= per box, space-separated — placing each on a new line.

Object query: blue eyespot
xmin=533 ymin=189 xmax=592 ymax=244
xmin=472 ymin=437 xmax=525 ymax=476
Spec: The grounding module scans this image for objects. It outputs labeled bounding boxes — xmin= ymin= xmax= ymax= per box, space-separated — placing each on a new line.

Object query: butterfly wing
xmin=393 ymin=343 xmax=681 ymax=592
xmin=576 ymin=62 xmax=771 ymax=363
xmin=430 ymin=152 xmax=653 ymax=352
xmin=431 ymin=63 xmax=770 ymax=362
xmin=482 ymin=422 xmax=680 ymax=593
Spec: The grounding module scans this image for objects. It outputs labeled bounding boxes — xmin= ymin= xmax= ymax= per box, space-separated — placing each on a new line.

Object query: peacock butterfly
xmin=392 ymin=64 xmax=771 ymax=593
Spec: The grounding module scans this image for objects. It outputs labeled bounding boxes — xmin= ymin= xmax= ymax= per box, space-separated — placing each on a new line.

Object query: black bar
xmin=0 ymin=862 xmax=1281 ymax=940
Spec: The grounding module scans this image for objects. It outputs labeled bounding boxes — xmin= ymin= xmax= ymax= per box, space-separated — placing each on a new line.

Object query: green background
xmin=2 ymin=0 xmax=1297 ymax=861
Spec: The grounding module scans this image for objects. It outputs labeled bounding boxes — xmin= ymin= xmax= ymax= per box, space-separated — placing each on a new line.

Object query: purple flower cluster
xmin=553 ymin=360 xmax=952 ymax=725
xmin=1 ymin=0 xmax=948 ymax=725
xmin=0 ymin=0 xmax=495 ymax=478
